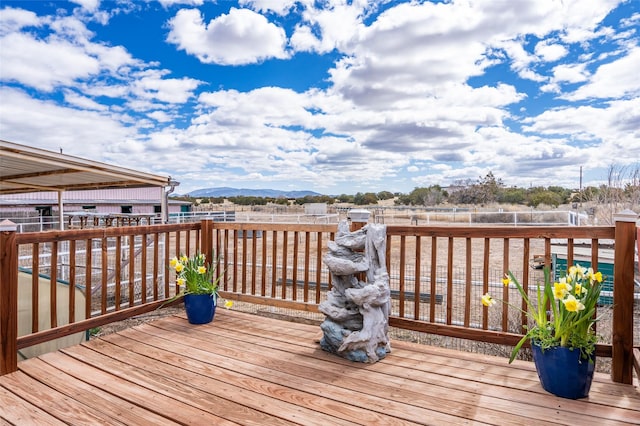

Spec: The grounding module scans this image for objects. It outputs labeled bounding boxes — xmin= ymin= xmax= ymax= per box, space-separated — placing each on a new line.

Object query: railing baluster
xmin=165 ymin=231 xmax=171 ymax=298
xmin=176 ymin=231 xmax=182 ymax=258
xmin=292 ymin=231 xmax=299 ymax=301
xmin=482 ymin=238 xmax=489 ymax=330
xmin=141 ymin=234 xmax=147 ymax=304
xmin=85 ymin=238 xmax=92 ymax=319
xmin=399 ymin=235 xmax=406 ymax=318
xmin=446 ymin=237 xmax=453 ymax=325
xmin=242 ymin=230 xmax=249 ymax=293
xmin=251 ymin=230 xmax=258 ymax=295
xmin=464 ymin=238 xmax=472 ymax=328
xmin=521 ymin=238 xmax=530 ymax=332
xmin=69 ymin=239 xmax=76 ymax=323
xmin=115 ymin=236 xmax=122 ymax=310
xmin=315 ymin=232 xmax=322 ymax=304
xmin=501 ymin=238 xmax=509 ymax=332
xmin=271 ymin=231 xmax=278 ymax=298
xmin=261 ymin=229 xmax=267 ymax=296
xmin=128 ymin=235 xmax=135 ymax=307
xmin=567 ymin=238 xmax=574 ymax=267
xmin=101 ymin=237 xmax=108 ymax=315
xmin=304 ymin=231 xmax=310 ymax=302
xmin=31 ymin=242 xmax=39 ymax=333
xmin=281 ymin=230 xmax=288 ymax=300
xmin=430 ymin=236 xmax=437 ymax=324
xmin=414 ymin=235 xmax=421 ymax=321
xmin=50 ymin=241 xmax=58 ymax=328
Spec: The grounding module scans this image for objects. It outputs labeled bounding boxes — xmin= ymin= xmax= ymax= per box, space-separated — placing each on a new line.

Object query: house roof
xmin=0 ymin=140 xmax=171 ymax=195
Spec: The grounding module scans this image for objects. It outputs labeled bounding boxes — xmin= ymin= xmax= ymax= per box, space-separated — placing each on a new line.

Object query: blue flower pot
xmin=184 ymin=293 xmax=216 ymax=324
xmin=531 ymin=343 xmax=595 ymax=399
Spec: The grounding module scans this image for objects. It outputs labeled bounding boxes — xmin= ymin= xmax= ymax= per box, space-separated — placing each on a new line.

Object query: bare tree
xmin=595 ymin=163 xmax=640 ymax=224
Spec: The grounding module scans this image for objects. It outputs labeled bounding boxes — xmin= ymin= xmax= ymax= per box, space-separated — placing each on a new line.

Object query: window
xmin=35 ymin=206 xmax=52 ymax=216
xmin=121 ymin=205 xmax=132 ymax=214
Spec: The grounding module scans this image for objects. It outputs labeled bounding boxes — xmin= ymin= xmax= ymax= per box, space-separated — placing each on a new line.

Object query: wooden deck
xmin=1 ymin=309 xmax=639 ymax=426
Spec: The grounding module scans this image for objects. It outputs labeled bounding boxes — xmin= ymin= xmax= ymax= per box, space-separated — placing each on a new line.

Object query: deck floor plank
xmin=0 ymin=369 xmax=128 ymax=425
xmin=171 ymin=312 xmax=640 ymax=425
xmin=115 ymin=322 xmax=482 ymax=425
xmin=0 ymin=384 xmax=66 ymax=425
xmin=147 ymin=317 xmax=529 ymax=425
xmin=18 ymin=357 xmax=181 ymax=426
xmin=39 ymin=350 xmax=239 ymax=426
xmin=57 ymin=344 xmax=293 ymax=426
xmin=75 ymin=336 xmax=374 ymax=426
xmin=1 ymin=309 xmax=639 ymax=426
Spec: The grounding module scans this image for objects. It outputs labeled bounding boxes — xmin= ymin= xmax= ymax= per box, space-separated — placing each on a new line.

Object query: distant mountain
xmin=184 ymin=187 xmax=323 ymax=199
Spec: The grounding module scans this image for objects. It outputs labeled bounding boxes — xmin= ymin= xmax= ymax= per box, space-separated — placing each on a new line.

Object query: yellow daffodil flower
xmin=481 ymin=293 xmax=496 ymax=307
xmin=574 ymin=283 xmax=587 ymax=295
xmin=484 ymin=265 xmax=603 ymax=365
xmin=587 ymin=269 xmax=603 ymax=283
xmin=224 ymin=300 xmax=233 ymax=309
xmin=167 ymin=252 xmax=222 ymax=305
xmin=553 ymin=280 xmax=571 ymax=300
xmin=562 ymin=294 xmax=585 ymax=312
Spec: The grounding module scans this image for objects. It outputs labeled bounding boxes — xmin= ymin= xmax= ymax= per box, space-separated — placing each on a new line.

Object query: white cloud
xmin=0 ymin=32 xmax=101 ymax=91
xmin=0 ymin=87 xmax=133 ymax=159
xmin=69 ymin=0 xmax=101 ymax=12
xmin=0 ymin=7 xmax=40 ymax=35
xmin=240 ymin=0 xmax=297 ymax=16
xmin=166 ymin=7 xmax=289 ymax=65
xmin=1 ymin=0 xmax=637 ymax=194
xmin=147 ymin=110 xmax=174 ymax=122
xmin=551 ymin=63 xmax=589 ymax=84
xmin=565 ymin=47 xmax=640 ymax=100
xmin=520 ymin=98 xmax=640 ymax=178
xmin=63 ymin=90 xmax=109 ymax=111
xmin=290 ymin=1 xmax=365 ymax=54
xmin=157 ymin=0 xmax=204 ymax=7
xmin=130 ymin=69 xmax=203 ymax=104
xmin=535 ymin=41 xmax=568 ymax=62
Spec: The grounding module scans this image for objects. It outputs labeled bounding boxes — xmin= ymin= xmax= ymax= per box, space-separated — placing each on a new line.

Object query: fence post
xmin=0 ymin=220 xmax=18 ymax=375
xmin=611 ymin=210 xmax=638 ymax=384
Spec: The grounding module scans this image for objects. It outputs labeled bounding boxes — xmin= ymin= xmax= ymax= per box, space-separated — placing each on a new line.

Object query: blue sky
xmin=1 ymin=0 xmax=638 ymax=196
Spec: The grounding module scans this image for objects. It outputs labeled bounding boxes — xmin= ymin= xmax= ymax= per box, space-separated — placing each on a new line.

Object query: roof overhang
xmin=0 ymin=140 xmax=171 ymax=195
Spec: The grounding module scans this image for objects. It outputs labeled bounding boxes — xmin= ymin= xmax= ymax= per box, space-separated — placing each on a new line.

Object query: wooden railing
xmin=1 ymin=213 xmax=638 ymax=385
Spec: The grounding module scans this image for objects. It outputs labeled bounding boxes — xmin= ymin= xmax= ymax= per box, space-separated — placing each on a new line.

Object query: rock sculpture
xmin=319 ymin=220 xmax=391 ymax=362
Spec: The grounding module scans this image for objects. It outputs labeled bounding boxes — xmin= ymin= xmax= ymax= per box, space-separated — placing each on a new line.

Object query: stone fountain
xmin=318 ymin=219 xmax=390 ymax=363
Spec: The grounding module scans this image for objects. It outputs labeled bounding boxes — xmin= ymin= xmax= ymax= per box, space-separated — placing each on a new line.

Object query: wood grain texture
xmin=2 ymin=309 xmax=638 ymax=426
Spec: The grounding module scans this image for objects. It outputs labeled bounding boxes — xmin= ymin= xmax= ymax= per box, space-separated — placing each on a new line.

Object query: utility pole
xmin=579 ymin=166 xmax=583 ymax=208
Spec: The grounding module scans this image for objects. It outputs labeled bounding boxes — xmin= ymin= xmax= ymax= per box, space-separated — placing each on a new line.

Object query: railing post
xmin=200 ymin=218 xmax=214 ymax=263
xmin=611 ymin=210 xmax=638 ymax=384
xmin=0 ymin=220 xmax=18 ymax=375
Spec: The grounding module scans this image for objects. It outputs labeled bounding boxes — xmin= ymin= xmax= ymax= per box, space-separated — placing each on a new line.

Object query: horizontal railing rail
xmin=2 ymin=214 xmax=637 ymax=385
